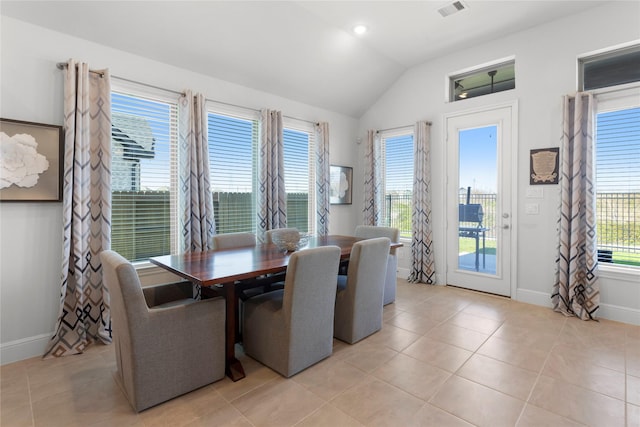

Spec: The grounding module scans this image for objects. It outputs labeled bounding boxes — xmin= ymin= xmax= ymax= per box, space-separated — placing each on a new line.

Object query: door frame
xmin=442 ymin=100 xmax=519 ymax=298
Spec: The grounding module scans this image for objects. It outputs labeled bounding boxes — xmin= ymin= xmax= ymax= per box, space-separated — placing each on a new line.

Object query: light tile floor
xmin=2 ymin=279 xmax=639 ymax=427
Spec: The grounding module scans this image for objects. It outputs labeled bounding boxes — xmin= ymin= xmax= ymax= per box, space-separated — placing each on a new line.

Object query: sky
xmin=459 ymin=125 xmax=497 ymax=194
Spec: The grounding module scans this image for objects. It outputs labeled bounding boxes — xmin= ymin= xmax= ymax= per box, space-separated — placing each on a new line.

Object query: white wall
xmin=358 ymin=2 xmax=640 ymax=325
xmin=0 ymin=15 xmax=359 ymax=364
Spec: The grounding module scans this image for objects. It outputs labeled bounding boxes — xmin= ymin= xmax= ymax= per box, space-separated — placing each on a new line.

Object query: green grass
xmin=458 ymin=238 xmax=496 ymax=256
xmin=458 ymin=238 xmax=640 ymax=267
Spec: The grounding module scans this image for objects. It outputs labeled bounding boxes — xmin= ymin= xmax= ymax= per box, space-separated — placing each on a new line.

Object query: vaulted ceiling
xmin=1 ymin=1 xmax=607 ymax=118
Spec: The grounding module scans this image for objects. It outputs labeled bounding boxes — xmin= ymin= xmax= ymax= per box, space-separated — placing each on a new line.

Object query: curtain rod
xmin=376 ymin=121 xmax=432 ymax=133
xmin=57 ymin=62 xmax=320 ymax=125
xmin=56 ymin=62 xmax=185 ymax=96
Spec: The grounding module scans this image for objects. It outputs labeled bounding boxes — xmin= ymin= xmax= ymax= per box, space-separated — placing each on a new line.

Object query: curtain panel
xmin=258 ymin=109 xmax=286 ymax=241
xmin=45 ymin=60 xmax=112 ymax=358
xmin=552 ymin=93 xmax=600 ymax=320
xmin=408 ymin=121 xmax=436 ymax=284
xmin=315 ymin=122 xmax=330 ymax=236
xmin=178 ymin=91 xmax=215 ymax=254
xmin=363 ymin=130 xmax=382 ymax=225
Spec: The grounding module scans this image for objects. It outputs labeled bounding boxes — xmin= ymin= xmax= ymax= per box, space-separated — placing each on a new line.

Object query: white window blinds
xmin=381 ymin=131 xmax=414 ymax=238
xmin=283 ymin=127 xmax=313 ymax=233
xmin=208 ymin=112 xmax=258 ymax=234
xmin=595 ymin=103 xmax=640 ymax=267
xmin=111 ymin=91 xmax=179 ymax=262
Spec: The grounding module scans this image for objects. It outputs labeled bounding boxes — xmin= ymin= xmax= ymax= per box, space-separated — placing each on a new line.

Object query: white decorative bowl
xmin=271 ymin=231 xmax=310 ymax=252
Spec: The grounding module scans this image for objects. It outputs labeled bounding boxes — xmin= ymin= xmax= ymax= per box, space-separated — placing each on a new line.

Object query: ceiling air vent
xmin=438 ymin=1 xmax=467 ymax=18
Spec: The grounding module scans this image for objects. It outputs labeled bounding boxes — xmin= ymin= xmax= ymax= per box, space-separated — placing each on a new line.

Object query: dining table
xmin=150 ymin=234 xmax=402 ymax=381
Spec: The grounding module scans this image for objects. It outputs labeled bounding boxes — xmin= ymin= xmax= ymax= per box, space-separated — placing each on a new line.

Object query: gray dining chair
xmin=354 ymin=225 xmax=399 ymax=305
xmin=100 ymin=250 xmax=225 ymax=412
xmin=212 ymin=232 xmax=256 ymax=249
xmin=242 ymin=246 xmax=341 ymax=377
xmin=334 ymin=237 xmax=391 ymax=344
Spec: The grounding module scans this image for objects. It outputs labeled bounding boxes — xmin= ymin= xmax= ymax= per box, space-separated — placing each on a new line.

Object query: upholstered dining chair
xmin=100 ymin=250 xmax=226 ymax=412
xmin=354 ymin=225 xmax=399 ymax=305
xmin=212 ymin=232 xmax=256 ymax=249
xmin=334 ymin=237 xmax=391 ymax=344
xmin=242 ymin=246 xmax=341 ymax=377
xmin=264 ymin=227 xmax=299 ymax=243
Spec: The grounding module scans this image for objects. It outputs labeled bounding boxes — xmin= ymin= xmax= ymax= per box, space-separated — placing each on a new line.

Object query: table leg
xmin=222 ymin=282 xmax=245 ymax=382
xmin=475 ymin=234 xmax=480 ymax=271
xmin=482 ymin=231 xmax=486 ymax=269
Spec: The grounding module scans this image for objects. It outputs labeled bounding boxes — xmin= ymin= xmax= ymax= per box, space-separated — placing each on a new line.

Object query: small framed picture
xmin=0 ymin=118 xmax=64 ymax=202
xmin=330 ymin=165 xmax=352 ymax=205
xmin=530 ymin=148 xmax=559 ymax=185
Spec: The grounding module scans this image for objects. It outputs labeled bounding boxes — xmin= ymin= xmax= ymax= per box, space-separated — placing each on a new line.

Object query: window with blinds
xmin=111 ymin=91 xmax=179 ymax=262
xmin=208 ymin=112 xmax=258 ymax=234
xmin=381 ymin=131 xmax=414 ymax=238
xmin=283 ymin=127 xmax=313 ymax=233
xmin=595 ymin=103 xmax=640 ymax=268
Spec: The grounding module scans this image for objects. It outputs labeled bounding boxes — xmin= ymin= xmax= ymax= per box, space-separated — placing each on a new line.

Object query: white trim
xmin=598 ymin=303 xmax=640 ymax=326
xmin=206 ymin=100 xmax=260 ymax=122
xmin=516 ymin=288 xmax=553 ymax=308
xmin=599 ymin=264 xmax=640 ymax=280
xmin=577 ymin=39 xmax=640 ymax=60
xmin=515 ymin=288 xmax=640 ymax=326
xmin=1 ymin=333 xmax=51 ymax=365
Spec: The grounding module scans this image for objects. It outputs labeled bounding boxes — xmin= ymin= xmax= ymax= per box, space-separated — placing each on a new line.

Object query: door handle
xmin=502 ymin=224 xmax=510 ymax=229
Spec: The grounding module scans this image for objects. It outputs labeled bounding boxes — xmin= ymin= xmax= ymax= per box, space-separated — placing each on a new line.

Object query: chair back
xmin=354 ymin=225 xmax=399 ymax=254
xmin=101 ymin=250 xmax=149 ymax=332
xmin=212 ymin=232 xmax=256 ymax=249
xmin=100 ymin=250 xmax=148 ymax=403
xmin=283 ymin=246 xmax=341 ymax=336
xmin=265 ymin=228 xmax=299 ymax=244
xmin=334 ymin=237 xmax=390 ymax=343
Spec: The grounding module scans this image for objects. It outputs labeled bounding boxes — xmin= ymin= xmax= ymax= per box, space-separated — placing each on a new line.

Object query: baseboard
xmin=397 ymin=267 xmax=410 ymax=280
xmin=516 ymin=288 xmax=640 ymax=326
xmin=1 ymin=332 xmax=51 ymax=365
xmin=515 ymin=288 xmax=553 ymax=308
xmin=598 ymin=303 xmax=640 ymax=326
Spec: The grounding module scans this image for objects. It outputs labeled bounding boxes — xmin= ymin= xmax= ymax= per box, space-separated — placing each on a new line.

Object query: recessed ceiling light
xmin=353 ymin=25 xmax=368 ymax=35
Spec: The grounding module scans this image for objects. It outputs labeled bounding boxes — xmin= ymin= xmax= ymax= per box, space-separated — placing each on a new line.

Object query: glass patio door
xmin=445 ymin=103 xmax=516 ymax=297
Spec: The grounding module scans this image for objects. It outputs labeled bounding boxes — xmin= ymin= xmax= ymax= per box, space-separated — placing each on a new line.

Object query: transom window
xmin=449 ymin=59 xmax=515 ymax=102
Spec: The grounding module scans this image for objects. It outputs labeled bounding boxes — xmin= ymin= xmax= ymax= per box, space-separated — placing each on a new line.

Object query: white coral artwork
xmin=338 ymin=171 xmax=349 ymax=197
xmin=0 ymin=132 xmax=50 ymax=189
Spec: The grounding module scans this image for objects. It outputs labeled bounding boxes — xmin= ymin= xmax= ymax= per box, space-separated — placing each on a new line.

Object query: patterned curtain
xmin=408 ymin=121 xmax=436 ymax=284
xmin=552 ymin=93 xmax=600 ymax=320
xmin=258 ymin=109 xmax=286 ymax=241
xmin=178 ymin=91 xmax=215 ymax=253
xmin=44 ymin=60 xmax=112 ymax=357
xmin=315 ymin=122 xmax=330 ymax=236
xmin=363 ymin=130 xmax=382 ymax=225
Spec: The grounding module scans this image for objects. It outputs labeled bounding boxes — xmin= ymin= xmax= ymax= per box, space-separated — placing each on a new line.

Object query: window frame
xmin=206 ymin=102 xmax=260 ymax=235
xmin=593 ymin=84 xmax=640 ymax=275
xmin=282 ymin=117 xmax=316 ymax=235
xmin=579 ymin=43 xmax=640 ymax=92
xmin=447 ymin=56 xmax=516 ymax=103
xmin=379 ymin=126 xmax=414 ymax=240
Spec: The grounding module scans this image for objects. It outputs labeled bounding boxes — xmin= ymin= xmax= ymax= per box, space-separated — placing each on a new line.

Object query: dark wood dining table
xmin=150 ymin=235 xmax=401 ymax=381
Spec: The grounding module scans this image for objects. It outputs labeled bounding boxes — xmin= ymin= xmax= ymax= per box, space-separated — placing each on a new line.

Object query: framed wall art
xmin=530 ymin=147 xmax=559 ymax=185
xmin=330 ymin=165 xmax=352 ymax=205
xmin=0 ymin=118 xmax=64 ymax=202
